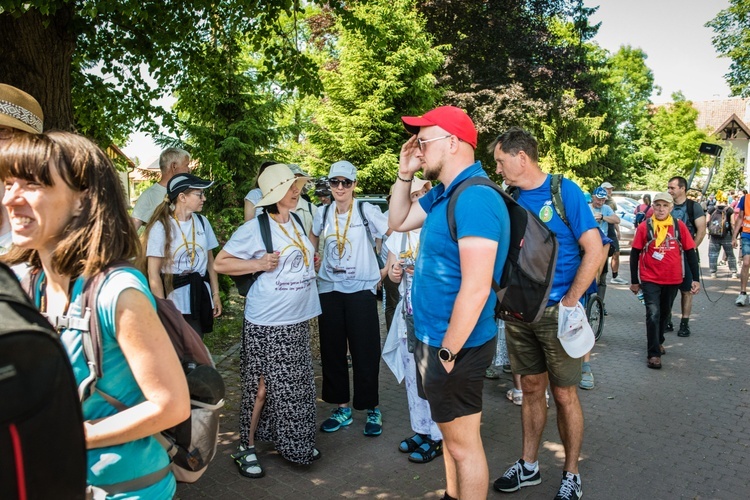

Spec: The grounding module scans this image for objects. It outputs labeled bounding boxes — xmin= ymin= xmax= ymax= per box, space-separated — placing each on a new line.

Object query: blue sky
xmin=124 ymin=1 xmax=734 ymax=164
xmin=586 ymin=0 xmax=731 ymax=103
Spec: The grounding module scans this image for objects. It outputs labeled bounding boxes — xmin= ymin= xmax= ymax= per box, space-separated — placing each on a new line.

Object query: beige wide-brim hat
xmin=255 ymin=163 xmax=311 ymax=207
xmin=0 ymin=84 xmax=44 ymax=134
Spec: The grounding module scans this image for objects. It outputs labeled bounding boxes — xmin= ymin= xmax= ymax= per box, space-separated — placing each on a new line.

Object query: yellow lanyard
xmin=172 ymin=213 xmax=196 ymax=268
xmin=405 ymin=232 xmax=419 ymax=259
xmin=334 ymin=202 xmax=354 ymax=258
xmin=270 ymin=214 xmax=309 ymax=267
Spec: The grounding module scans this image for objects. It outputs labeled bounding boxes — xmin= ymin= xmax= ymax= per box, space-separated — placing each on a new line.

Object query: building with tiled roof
xmin=692 ymin=98 xmax=749 ymax=188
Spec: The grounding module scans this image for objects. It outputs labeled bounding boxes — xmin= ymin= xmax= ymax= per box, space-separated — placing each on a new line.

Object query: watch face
xmin=439 ymin=347 xmax=452 ymax=361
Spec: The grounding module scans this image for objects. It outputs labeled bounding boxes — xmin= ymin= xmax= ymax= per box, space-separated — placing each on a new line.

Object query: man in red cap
xmin=389 ymin=106 xmax=510 ymax=500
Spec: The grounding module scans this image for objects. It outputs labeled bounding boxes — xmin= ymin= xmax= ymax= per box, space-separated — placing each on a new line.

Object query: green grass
xmin=202 ymin=289 xmax=244 ymax=356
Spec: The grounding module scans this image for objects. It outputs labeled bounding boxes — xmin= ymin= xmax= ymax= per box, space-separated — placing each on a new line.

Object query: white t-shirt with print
xmin=385 ymin=229 xmax=421 ymax=314
xmin=312 ymin=200 xmax=388 ymax=294
xmin=146 ymin=214 xmax=219 ymax=314
xmin=222 ymin=216 xmax=322 ymax=325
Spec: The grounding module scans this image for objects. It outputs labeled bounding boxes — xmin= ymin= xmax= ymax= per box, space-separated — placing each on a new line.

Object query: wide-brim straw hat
xmin=0 ymin=84 xmax=44 ymax=134
xmin=256 ymin=163 xmax=311 ymax=207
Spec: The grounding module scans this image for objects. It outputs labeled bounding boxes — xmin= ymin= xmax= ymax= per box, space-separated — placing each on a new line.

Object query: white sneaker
xmin=610 ymin=276 xmax=628 ymax=285
xmin=710 ymin=272 xmax=717 ymax=278
xmin=736 ymin=293 xmax=748 ymax=306
xmin=506 ymin=389 xmax=523 ymax=406
xmin=732 ymin=273 xmax=739 ymax=279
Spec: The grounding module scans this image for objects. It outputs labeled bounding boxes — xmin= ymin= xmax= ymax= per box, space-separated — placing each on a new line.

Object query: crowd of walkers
xmin=3 ymin=83 xmax=750 ymax=500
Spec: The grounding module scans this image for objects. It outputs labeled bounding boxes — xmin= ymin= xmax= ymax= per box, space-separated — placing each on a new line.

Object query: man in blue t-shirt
xmin=490 ymin=127 xmax=600 ymax=500
xmin=389 ymin=106 xmax=510 ymax=500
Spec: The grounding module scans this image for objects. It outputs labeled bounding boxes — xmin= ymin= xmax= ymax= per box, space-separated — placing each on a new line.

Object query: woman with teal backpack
xmin=1 ymin=131 xmax=190 ymax=499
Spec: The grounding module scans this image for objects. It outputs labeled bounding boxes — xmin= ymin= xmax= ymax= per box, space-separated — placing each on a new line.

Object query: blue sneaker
xmin=320 ymin=407 xmax=352 ymax=433
xmin=363 ymin=408 xmax=382 ymax=436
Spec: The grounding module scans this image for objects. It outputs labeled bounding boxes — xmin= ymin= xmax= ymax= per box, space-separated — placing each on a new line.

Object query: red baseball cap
xmin=401 ymin=106 xmax=477 ymax=149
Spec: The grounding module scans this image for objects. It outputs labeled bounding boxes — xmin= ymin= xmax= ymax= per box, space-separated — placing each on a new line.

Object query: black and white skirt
xmin=238 ymin=319 xmax=317 ymax=464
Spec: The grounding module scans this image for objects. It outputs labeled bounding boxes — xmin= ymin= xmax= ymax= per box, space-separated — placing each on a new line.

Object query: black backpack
xmin=0 ymin=262 xmax=87 ymax=500
xmin=447 ymin=177 xmax=558 ymax=323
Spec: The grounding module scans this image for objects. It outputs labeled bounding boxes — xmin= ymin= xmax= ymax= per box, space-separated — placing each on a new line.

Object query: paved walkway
xmin=178 ymin=248 xmax=750 ymax=499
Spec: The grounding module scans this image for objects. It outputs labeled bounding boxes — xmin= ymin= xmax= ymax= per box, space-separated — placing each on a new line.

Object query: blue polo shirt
xmin=412 ymin=162 xmax=510 ymax=348
xmin=515 ymin=175 xmax=598 ymax=305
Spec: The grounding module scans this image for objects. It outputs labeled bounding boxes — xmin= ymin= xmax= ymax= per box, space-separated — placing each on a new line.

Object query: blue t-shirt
xmin=33 ymin=268 xmax=176 ymax=498
xmin=591 ymin=203 xmax=614 ymax=234
xmin=515 ymin=175 xmax=598 ymax=305
xmin=412 ymin=162 xmax=510 ymax=348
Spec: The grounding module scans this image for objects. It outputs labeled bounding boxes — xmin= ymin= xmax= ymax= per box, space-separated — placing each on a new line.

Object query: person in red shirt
xmin=629 ymin=192 xmax=700 ymax=369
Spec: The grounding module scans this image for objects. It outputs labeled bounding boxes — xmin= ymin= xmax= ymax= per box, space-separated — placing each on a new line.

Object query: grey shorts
xmin=414 ymin=337 xmax=495 ymax=423
xmin=505 ymin=305 xmax=582 ymax=387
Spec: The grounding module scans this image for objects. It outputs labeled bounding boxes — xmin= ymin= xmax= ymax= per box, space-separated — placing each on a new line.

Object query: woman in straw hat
xmin=629 ymin=192 xmax=700 ymax=369
xmin=142 ymin=173 xmax=222 ymax=337
xmin=1 ymin=131 xmax=189 ymax=497
xmin=214 ymin=163 xmax=322 ymax=478
xmin=309 ymin=160 xmax=389 ymax=437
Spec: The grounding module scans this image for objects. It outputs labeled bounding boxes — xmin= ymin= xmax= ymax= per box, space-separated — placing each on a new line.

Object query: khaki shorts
xmin=505 ymin=304 xmax=582 ymax=387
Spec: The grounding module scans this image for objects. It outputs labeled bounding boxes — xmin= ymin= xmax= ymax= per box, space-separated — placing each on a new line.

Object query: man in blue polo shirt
xmin=491 ymin=127 xmax=600 ymax=500
xmin=389 ymin=106 xmax=510 ymax=500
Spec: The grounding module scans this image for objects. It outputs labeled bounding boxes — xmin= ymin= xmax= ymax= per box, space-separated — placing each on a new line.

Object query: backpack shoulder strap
xmin=195 ymin=213 xmax=207 ymax=231
xmin=446 ymin=176 xmax=507 ymax=243
xmin=646 ymin=217 xmax=655 ymax=243
xmin=685 ymin=199 xmax=699 ymax=234
xmin=290 ymin=211 xmax=304 ymax=232
xmin=357 ymin=200 xmax=385 ymax=268
xmin=257 ymin=212 xmax=274 ymax=252
xmin=79 ymin=262 xmax=132 ymax=402
xmin=549 ymin=174 xmax=570 ymax=231
xmin=322 ymin=203 xmax=331 ymax=226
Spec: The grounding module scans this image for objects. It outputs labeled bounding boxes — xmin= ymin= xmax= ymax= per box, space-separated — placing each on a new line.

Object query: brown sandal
xmin=647 ymin=356 xmax=661 ymax=369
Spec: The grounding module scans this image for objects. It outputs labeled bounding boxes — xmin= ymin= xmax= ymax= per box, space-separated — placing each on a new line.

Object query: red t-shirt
xmin=632 ymin=219 xmax=695 ymax=285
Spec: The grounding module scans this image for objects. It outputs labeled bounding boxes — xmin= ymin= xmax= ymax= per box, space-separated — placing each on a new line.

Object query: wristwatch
xmin=438 ymin=347 xmax=457 ymax=362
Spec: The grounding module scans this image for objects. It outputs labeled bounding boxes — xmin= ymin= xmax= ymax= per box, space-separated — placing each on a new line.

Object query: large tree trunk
xmin=0 ymin=5 xmax=76 ymax=132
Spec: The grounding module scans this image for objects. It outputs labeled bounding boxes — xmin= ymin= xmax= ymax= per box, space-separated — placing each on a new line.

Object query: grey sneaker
xmin=485 ymin=366 xmax=501 ymax=379
xmin=736 ymin=293 xmax=749 ymax=306
xmin=493 ymin=459 xmax=541 ymax=492
xmin=554 ymin=471 xmax=582 ymax=500
xmin=610 ymin=276 xmax=628 ymax=285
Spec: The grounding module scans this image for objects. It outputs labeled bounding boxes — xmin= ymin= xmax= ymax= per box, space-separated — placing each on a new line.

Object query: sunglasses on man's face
xmin=329 ymin=178 xmax=354 ymax=188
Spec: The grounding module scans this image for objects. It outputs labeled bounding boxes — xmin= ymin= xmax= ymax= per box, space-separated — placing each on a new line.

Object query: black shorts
xmin=679 ymin=253 xmax=696 ymax=292
xmin=414 ymin=337 xmax=495 ymax=423
xmin=608 ymin=235 xmax=620 ymax=254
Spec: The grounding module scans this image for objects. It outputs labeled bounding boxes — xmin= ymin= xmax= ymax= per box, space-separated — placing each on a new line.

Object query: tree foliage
xmin=0 ymin=0 xmax=337 ymax=145
xmin=305 ymin=0 xmax=444 ymax=193
xmin=707 ymin=0 xmax=750 ymax=97
xmin=637 ymin=93 xmax=711 ymax=190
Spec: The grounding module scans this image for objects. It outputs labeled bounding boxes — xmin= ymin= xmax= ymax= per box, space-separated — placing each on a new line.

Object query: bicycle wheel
xmin=586 ymin=293 xmax=605 ymax=341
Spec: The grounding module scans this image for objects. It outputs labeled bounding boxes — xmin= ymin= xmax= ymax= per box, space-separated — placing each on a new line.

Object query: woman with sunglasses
xmin=309 ymin=160 xmax=389 ymax=437
xmin=142 ymin=173 xmax=222 ymax=337
xmin=1 ymin=131 xmax=190 ymax=498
